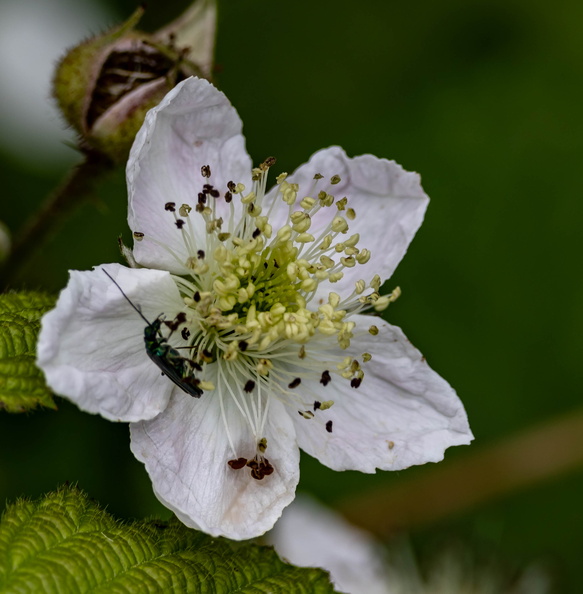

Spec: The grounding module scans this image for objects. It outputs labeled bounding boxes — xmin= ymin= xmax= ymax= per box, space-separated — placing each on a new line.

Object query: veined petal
xmin=37 ymin=264 xmax=187 ymax=422
xmin=265 ymin=146 xmax=429 ymax=297
xmin=290 ymin=315 xmax=472 ymax=472
xmin=127 ymin=77 xmax=252 ymax=273
xmin=130 ymin=381 xmax=300 ymax=540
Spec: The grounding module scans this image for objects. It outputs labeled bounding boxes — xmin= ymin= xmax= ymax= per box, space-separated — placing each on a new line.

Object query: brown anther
xmin=320 ymin=370 xmax=331 ymax=386
xmin=244 ymin=380 xmax=255 ymax=393
xmin=165 ymin=202 xmax=176 ymax=211
xmin=227 ymin=180 xmax=236 ymax=192
xmin=225 ymin=191 xmax=233 ymax=203
xmin=326 ymin=420 xmax=333 ymax=433
xmin=264 ymin=156 xmax=276 ymax=168
xmin=228 ymin=457 xmax=247 ymax=470
xmin=133 ymin=231 xmax=145 ymax=240
xmin=197 ymin=192 xmax=206 ymax=203
xmin=201 ymin=165 xmax=211 ymax=178
xmin=193 ymin=291 xmax=201 ymax=302
xmin=210 ymin=188 xmax=220 ymax=198
xmin=252 ymin=228 xmax=261 ymax=239
xmin=197 ymin=249 xmax=205 ymax=260
xmin=288 ymin=378 xmax=301 ymax=389
xmin=350 ymin=377 xmax=362 ymax=389
xmin=175 ymin=219 xmax=185 ymax=229
xmin=313 ymin=400 xmax=321 ymax=410
xmin=195 ymin=203 xmax=205 ymax=213
xmin=181 ymin=328 xmax=191 ymax=340
xmin=239 ymin=340 xmax=248 ymax=352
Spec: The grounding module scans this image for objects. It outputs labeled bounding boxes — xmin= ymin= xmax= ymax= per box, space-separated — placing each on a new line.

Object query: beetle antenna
xmin=102 ymin=269 xmax=151 ymax=326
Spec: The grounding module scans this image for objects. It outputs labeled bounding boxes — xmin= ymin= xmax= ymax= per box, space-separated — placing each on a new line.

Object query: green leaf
xmin=0 ymin=291 xmax=56 ymax=412
xmin=0 ymin=486 xmax=337 ymax=593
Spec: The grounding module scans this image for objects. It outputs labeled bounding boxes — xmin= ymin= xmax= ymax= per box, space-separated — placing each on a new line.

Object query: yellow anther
xmin=241 ymin=191 xmax=256 ymax=204
xmin=340 ymin=256 xmax=356 ymax=268
xmin=296 ymin=233 xmax=315 ymax=243
xmin=369 ymin=325 xmax=379 ymax=335
xmin=374 ymin=296 xmax=391 ymax=312
xmin=370 ymin=274 xmax=381 ymax=291
xmin=336 ymin=197 xmax=348 ymax=210
xmin=179 ymin=204 xmax=192 ymax=217
xmin=276 ymin=225 xmax=292 ymax=242
xmin=362 ymin=352 xmax=372 ymax=362
xmin=329 ymin=272 xmax=344 ymax=283
xmin=346 ymin=208 xmax=356 ymax=220
xmin=319 ymin=400 xmax=334 ymax=410
xmin=319 ymin=235 xmax=333 ymax=250
xmin=199 ymin=381 xmax=216 ymax=391
xmin=320 ymin=255 xmax=335 ymax=268
xmin=355 ymin=280 xmax=366 ymax=294
xmin=390 ymin=286 xmax=402 ymax=301
xmin=318 ymin=191 xmax=334 ymax=207
xmin=356 ymin=249 xmax=371 ymax=264
xmin=344 ymin=233 xmax=360 ymax=248
xmin=331 ymin=216 xmax=348 ymax=233
xmin=344 ymin=247 xmax=359 ymax=256
xmin=234 ymin=183 xmax=245 ymax=194
xmin=330 ymin=175 xmax=341 ymax=185
xmin=276 ymin=172 xmax=288 ymax=184
xmin=300 ymin=278 xmax=317 ymax=292
xmin=300 ymin=196 xmax=316 ymax=209
xmin=329 ymin=292 xmax=341 ymax=308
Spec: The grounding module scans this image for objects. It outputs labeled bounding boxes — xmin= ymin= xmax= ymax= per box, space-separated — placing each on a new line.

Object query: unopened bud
xmin=53 ymin=1 xmax=217 ymax=163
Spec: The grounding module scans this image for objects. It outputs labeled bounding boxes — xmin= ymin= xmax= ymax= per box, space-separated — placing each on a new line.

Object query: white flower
xmin=37 ymin=77 xmax=472 ymax=540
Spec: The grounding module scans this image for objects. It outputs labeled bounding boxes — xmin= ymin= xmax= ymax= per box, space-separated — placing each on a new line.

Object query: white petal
xmin=130 ymin=380 xmax=300 ymax=540
xmin=127 ymin=77 xmax=252 ymax=272
xmin=37 ymin=264 xmax=187 ymax=422
xmin=290 ymin=315 xmax=473 ymax=472
xmin=266 ymin=146 xmax=428 ymax=297
xmin=267 ymin=495 xmax=391 ymax=594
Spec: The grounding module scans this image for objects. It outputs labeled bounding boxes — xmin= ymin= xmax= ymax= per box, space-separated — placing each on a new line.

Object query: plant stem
xmin=0 ymin=152 xmax=114 ymax=290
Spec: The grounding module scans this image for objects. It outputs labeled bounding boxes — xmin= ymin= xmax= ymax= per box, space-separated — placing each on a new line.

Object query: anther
xmin=197 ymin=250 xmax=205 ymax=260
xmin=313 ymin=173 xmax=324 ymax=180
xmin=201 ymin=165 xmax=211 ymax=178
xmin=227 ymin=181 xmax=236 ymax=192
xmin=228 ymin=457 xmax=247 ymax=470
xmin=239 ymin=340 xmax=248 ymax=351
xmin=299 ymin=410 xmax=314 ymax=419
xmin=288 ymin=378 xmax=301 ymax=389
xmin=369 ymin=325 xmax=379 ymax=335
xmin=326 ymin=420 xmax=333 ymax=433
xmin=165 ymin=202 xmax=176 ymax=211
xmin=351 ymin=377 xmax=362 ymax=389
xmin=181 ymin=328 xmax=191 ymax=340
xmin=320 ymin=370 xmax=331 ymax=386
xmin=225 ymin=191 xmax=233 ymax=203
xmin=133 ymin=231 xmax=144 ymax=240
xmin=330 ymin=175 xmax=341 ymax=185
xmin=175 ymin=219 xmax=185 ymax=229
xmin=314 ymin=400 xmax=321 ymax=410
xmin=193 ymin=291 xmax=201 ymax=302
xmin=244 ymin=380 xmax=256 ymax=393
xmin=210 ymin=188 xmax=220 ymax=198
xmin=252 ymin=228 xmax=261 ymax=238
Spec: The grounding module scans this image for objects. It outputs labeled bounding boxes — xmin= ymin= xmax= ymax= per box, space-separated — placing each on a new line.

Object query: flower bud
xmin=52 ymin=1 xmax=217 ymax=163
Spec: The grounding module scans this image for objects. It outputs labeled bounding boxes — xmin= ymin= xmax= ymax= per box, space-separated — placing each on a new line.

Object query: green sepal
xmin=0 ymin=291 xmax=56 ymax=412
xmin=0 ymin=485 xmax=337 ymax=593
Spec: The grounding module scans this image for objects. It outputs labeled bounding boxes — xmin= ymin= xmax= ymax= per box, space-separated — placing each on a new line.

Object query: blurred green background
xmin=1 ymin=0 xmax=582 ymax=590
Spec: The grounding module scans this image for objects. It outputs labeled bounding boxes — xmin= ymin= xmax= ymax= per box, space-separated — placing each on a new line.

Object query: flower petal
xmin=130 ymin=380 xmax=300 ymax=540
xmin=289 ymin=315 xmax=472 ymax=472
xmin=266 ymin=146 xmax=428 ymax=296
xmin=127 ymin=77 xmax=252 ymax=272
xmin=37 ymin=264 xmax=187 ymax=422
xmin=267 ymin=495 xmax=390 ymax=594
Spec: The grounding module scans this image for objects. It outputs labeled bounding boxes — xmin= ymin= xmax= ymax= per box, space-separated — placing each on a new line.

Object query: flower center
xmin=133 ymin=158 xmax=400 ymax=478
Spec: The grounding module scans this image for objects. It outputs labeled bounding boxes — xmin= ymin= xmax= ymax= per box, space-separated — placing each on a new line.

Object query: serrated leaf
xmin=0 ymin=291 xmax=56 ymax=412
xmin=0 ymin=486 xmax=337 ymax=594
